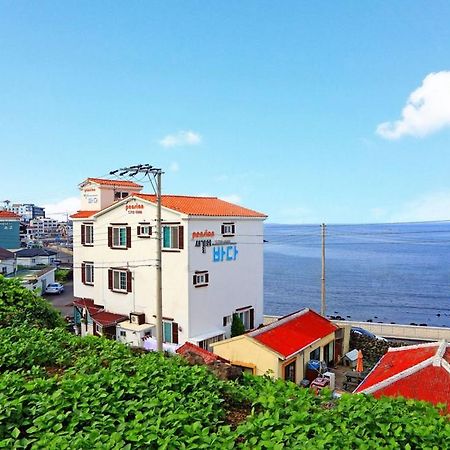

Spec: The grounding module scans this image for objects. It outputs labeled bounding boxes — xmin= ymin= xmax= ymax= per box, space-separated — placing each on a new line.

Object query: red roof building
xmin=0 ymin=211 xmax=21 ymax=220
xmin=212 ymin=309 xmax=348 ymax=384
xmin=176 ymin=341 xmax=229 ymax=364
xmin=354 ymin=341 xmax=450 ymax=413
xmin=250 ymin=309 xmax=339 ymax=358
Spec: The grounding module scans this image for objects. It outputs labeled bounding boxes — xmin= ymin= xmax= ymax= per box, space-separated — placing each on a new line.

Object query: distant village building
xmin=0 ymin=248 xmax=16 ymax=276
xmin=212 ymin=309 xmax=350 ymax=383
xmin=71 ymin=177 xmax=267 ymax=348
xmin=14 ymin=248 xmax=57 ymax=267
xmin=0 ymin=211 xmax=21 ymax=249
xmin=354 ymin=340 xmax=450 ymax=413
xmin=6 ymin=203 xmax=45 ymax=222
xmin=27 ymin=217 xmax=59 ymax=240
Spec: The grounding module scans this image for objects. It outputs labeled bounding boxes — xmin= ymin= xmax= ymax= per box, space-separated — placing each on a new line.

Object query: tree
xmin=231 ymin=313 xmax=245 ymax=337
xmin=0 ymin=275 xmax=65 ymax=329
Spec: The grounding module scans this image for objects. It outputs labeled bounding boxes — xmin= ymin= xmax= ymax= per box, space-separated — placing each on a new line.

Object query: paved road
xmin=43 ymin=280 xmax=74 ymax=318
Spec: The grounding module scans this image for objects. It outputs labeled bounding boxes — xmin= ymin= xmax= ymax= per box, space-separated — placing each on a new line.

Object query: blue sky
xmin=1 ymin=1 xmax=450 ymax=223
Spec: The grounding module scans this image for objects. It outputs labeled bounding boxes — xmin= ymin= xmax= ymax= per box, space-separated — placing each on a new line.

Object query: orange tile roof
xmin=0 ymin=210 xmax=21 ymax=220
xmin=85 ymin=178 xmax=143 ymax=189
xmin=135 ymin=194 xmax=267 ymax=218
xmin=70 ymin=210 xmax=99 ymax=219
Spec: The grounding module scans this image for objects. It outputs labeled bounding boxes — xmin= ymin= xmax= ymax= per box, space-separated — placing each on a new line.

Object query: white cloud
xmin=169 ymin=161 xmax=180 ymax=172
xmin=390 ymin=191 xmax=450 ymax=222
xmin=43 ymin=197 xmax=81 ymax=221
xmin=377 ymin=71 xmax=450 ymax=139
xmin=159 ymin=130 xmax=202 ymax=148
xmin=220 ymin=194 xmax=242 ymax=204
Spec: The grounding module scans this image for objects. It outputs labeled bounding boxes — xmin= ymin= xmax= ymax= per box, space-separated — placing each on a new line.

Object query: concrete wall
xmin=212 ymin=336 xmax=280 ymax=377
xmin=332 ymin=319 xmax=450 ymax=342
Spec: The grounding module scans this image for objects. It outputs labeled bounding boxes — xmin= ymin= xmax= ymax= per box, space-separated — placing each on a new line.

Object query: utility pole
xmin=110 ymin=164 xmax=164 ymax=352
xmin=321 ymin=223 xmax=326 ymax=316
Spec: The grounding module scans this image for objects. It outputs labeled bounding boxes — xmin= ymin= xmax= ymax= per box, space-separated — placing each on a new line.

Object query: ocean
xmin=264 ymin=222 xmax=450 ymax=328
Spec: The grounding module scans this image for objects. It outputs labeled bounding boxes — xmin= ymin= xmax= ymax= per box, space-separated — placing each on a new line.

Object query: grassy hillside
xmin=0 ymin=276 xmax=448 ymax=449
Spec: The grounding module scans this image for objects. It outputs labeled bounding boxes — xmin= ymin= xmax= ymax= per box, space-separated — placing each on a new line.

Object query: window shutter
xmin=172 ymin=322 xmax=179 ymax=344
xmin=108 ymin=227 xmax=112 ymax=248
xmin=127 ymin=271 xmax=132 ymax=293
xmin=108 ymin=269 xmax=113 ymax=290
xmin=81 ymin=225 xmax=85 ymax=245
xmin=126 ymin=227 xmax=131 ymax=248
xmin=223 ymin=316 xmax=227 ymax=327
xmin=250 ymin=308 xmax=255 ymax=329
xmin=193 ymin=275 xmax=196 ymax=285
xmin=178 ymin=226 xmax=184 ymax=249
xmin=221 ymin=224 xmax=225 ymax=234
xmin=81 ymin=263 xmax=86 ymax=284
xmin=205 ymin=273 xmax=209 ymax=284
xmin=137 ymin=225 xmax=141 ymax=236
xmin=149 ymin=226 xmax=152 ymax=236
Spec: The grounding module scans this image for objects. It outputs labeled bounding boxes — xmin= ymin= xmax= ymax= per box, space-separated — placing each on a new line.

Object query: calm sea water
xmin=264 ymin=223 xmax=450 ymax=327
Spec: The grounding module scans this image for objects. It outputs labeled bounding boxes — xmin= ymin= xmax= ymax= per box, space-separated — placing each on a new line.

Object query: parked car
xmin=45 ymin=283 xmax=64 ymax=294
xmin=351 ymin=326 xmax=387 ymax=341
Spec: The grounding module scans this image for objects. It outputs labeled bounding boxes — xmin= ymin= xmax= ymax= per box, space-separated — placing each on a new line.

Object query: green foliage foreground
xmin=0 ymin=277 xmax=448 ymax=449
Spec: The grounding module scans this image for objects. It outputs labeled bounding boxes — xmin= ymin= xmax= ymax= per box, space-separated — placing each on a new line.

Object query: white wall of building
xmin=73 ymin=193 xmax=266 ymax=346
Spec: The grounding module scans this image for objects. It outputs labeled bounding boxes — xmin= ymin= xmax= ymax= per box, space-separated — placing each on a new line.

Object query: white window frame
xmin=113 ymin=269 xmax=128 ymax=292
xmin=162 ymin=225 xmax=180 ymax=249
xmin=236 ymin=307 xmax=253 ymax=330
xmin=198 ymin=334 xmax=224 ymax=352
xmin=112 ymin=226 xmax=127 ymax=248
xmin=83 ymin=224 xmax=94 ymax=245
xmin=163 ymin=320 xmax=174 ymax=343
xmin=193 ymin=271 xmax=209 ymax=287
xmin=222 ymin=222 xmax=235 ymax=236
xmin=95 ymin=323 xmax=102 ymax=335
xmin=84 ymin=262 xmax=94 ymax=285
xmin=138 ymin=223 xmax=152 ymax=238
xmin=119 ymin=330 xmax=126 ymax=337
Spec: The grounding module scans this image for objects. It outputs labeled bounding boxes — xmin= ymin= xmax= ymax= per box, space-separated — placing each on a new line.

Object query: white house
xmin=0 ymin=248 xmax=16 ymax=276
xmin=71 ymin=177 xmax=267 ymax=349
xmin=14 ymin=248 xmax=57 ymax=267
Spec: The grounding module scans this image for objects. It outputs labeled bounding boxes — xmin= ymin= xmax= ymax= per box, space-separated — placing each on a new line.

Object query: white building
xmin=27 ymin=217 xmax=59 ymax=240
xmin=71 ymin=177 xmax=267 ymax=349
xmin=6 ymin=203 xmax=45 ymax=222
xmin=0 ymin=248 xmax=16 ymax=275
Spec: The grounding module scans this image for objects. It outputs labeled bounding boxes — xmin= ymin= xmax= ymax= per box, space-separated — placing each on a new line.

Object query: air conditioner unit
xmin=130 ymin=312 xmax=145 ymax=325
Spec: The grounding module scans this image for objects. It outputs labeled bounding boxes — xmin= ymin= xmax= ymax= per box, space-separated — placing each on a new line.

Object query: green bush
xmin=0 ymin=276 xmax=65 ymax=329
xmin=231 ymin=313 xmax=245 ymax=337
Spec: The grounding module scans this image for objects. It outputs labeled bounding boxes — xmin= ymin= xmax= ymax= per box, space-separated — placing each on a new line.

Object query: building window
xmin=108 ymin=226 xmax=131 ymax=249
xmin=108 ymin=268 xmax=132 ymax=293
xmin=114 ymin=191 xmax=129 ymax=200
xmin=95 ymin=323 xmax=102 ymax=335
xmin=222 ymin=315 xmax=232 ymax=327
xmin=81 ymin=223 xmax=94 ymax=246
xmin=193 ymin=271 xmax=209 ymax=287
xmin=81 ymin=262 xmax=94 ymax=285
xmin=236 ymin=307 xmax=255 ymax=330
xmin=137 ymin=223 xmax=152 ymax=238
xmin=221 ymin=222 xmax=235 ymax=236
xmin=162 ymin=225 xmax=184 ymax=250
xmin=119 ymin=330 xmax=126 ymax=337
xmin=284 ymin=360 xmax=296 ymax=383
xmin=309 ymin=347 xmax=320 ymax=361
xmin=162 ymin=320 xmax=179 ymax=344
xmin=198 ymin=334 xmax=224 ymax=352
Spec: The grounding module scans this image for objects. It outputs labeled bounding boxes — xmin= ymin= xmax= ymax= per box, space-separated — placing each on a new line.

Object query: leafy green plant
xmin=231 ymin=313 xmax=245 ymax=337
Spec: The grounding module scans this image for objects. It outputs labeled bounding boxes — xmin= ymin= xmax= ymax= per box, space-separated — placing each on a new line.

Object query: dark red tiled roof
xmin=92 ymin=311 xmax=128 ymax=327
xmin=0 ymin=211 xmax=20 ymax=220
xmin=355 ymin=341 xmax=450 ymax=413
xmin=0 ymin=248 xmax=14 ymax=259
xmin=136 ymin=194 xmax=267 ymax=218
xmin=176 ymin=342 xmax=229 ymax=364
xmin=250 ymin=309 xmax=338 ymax=358
xmin=73 ymin=298 xmax=103 ymax=316
xmin=85 ymin=178 xmax=143 ymax=189
xmin=70 ymin=210 xmax=98 ymax=219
